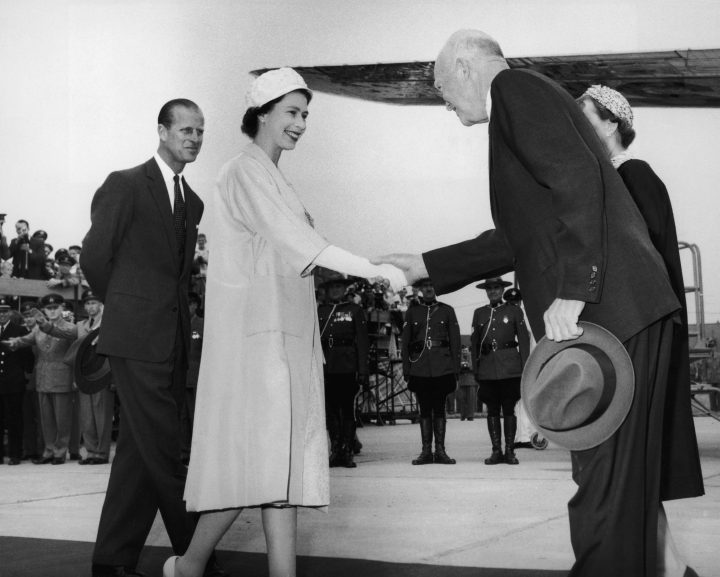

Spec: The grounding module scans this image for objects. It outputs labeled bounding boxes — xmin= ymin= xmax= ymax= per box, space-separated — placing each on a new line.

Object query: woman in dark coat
xmin=579 ymin=84 xmax=704 ymax=577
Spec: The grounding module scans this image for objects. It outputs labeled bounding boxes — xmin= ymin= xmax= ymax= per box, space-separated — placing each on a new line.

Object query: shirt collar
xmin=153 ymin=152 xmax=184 ymax=206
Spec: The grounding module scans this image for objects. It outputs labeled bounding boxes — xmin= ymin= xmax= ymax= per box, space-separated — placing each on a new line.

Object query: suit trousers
xmin=79 ymin=387 xmax=115 ymax=460
xmin=92 ymin=330 xmax=196 ymax=568
xmin=0 ymin=391 xmax=25 ymax=460
xmin=38 ymin=391 xmax=73 ymax=459
xmin=568 ymin=316 xmax=673 ymax=577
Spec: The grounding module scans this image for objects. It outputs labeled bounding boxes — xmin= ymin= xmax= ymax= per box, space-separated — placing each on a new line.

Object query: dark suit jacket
xmin=423 ymin=69 xmax=679 ymax=343
xmin=81 ymin=158 xmax=203 ymax=363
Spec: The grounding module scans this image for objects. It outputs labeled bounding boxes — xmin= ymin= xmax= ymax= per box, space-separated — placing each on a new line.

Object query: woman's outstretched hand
xmin=370 ymin=263 xmax=407 ymax=293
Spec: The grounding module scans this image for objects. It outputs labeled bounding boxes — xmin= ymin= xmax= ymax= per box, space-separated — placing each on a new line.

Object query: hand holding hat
xmin=543 ymin=298 xmax=585 ymax=342
xmin=521 ymin=321 xmax=635 ymax=451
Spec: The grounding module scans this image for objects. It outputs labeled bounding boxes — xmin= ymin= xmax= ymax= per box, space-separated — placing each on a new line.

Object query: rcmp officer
xmin=401 ymin=278 xmax=461 ymax=465
xmin=471 ymin=278 xmax=530 ymax=465
xmin=0 ymin=296 xmax=34 ymax=464
xmin=317 ymin=271 xmax=369 ymax=468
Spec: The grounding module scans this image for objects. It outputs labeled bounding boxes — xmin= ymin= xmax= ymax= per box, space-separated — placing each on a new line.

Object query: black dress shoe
xmin=32 ymin=456 xmax=53 ymax=464
xmin=92 ymin=564 xmax=147 ymax=577
xmin=8 ymin=458 xmax=21 ymax=465
xmin=79 ymin=457 xmax=94 ymax=465
xmin=51 ymin=457 xmax=66 ymax=465
xmin=69 ymin=452 xmax=82 ymax=460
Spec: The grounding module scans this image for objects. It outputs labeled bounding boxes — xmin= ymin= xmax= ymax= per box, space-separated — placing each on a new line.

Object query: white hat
xmin=246 ymin=67 xmax=312 ymax=109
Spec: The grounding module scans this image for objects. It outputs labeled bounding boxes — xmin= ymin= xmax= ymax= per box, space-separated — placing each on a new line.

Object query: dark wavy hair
xmin=158 ymin=98 xmax=201 ymax=128
xmin=241 ymin=89 xmax=312 ymax=138
xmin=577 ymin=94 xmax=636 ymax=148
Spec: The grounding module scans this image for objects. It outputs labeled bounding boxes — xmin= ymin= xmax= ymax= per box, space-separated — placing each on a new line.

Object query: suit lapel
xmin=145 ymin=158 xmax=181 ymax=269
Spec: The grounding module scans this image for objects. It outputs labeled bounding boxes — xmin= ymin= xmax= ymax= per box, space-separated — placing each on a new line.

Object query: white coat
xmin=184 ymin=143 xmax=330 ymax=511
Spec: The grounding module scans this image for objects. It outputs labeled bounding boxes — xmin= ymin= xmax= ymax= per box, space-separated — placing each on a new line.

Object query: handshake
xmin=368 ymin=253 xmax=429 ymax=293
xmin=315 ymin=246 xmax=429 ymax=294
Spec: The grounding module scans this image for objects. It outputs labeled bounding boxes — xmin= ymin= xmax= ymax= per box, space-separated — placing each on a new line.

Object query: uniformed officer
xmin=3 ymin=293 xmax=78 ymax=464
xmin=0 ymin=296 xmax=34 ymax=464
xmin=76 ymin=289 xmax=114 ymax=465
xmin=503 ymin=287 xmax=536 ymax=450
xmin=471 ymin=277 xmax=530 ymax=465
xmin=317 ymin=271 xmax=369 ymax=468
xmin=402 ymin=278 xmax=461 ymax=465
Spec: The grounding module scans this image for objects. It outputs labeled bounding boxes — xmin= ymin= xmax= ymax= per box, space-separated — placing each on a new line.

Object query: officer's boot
xmin=484 ymin=416 xmax=505 ymax=465
xmin=339 ymin=418 xmax=357 ymax=468
xmin=432 ymin=417 xmax=456 ymax=464
xmin=504 ymin=415 xmax=519 ymax=465
xmin=412 ymin=418 xmax=434 ymax=465
xmin=327 ymin=411 xmax=342 ymax=467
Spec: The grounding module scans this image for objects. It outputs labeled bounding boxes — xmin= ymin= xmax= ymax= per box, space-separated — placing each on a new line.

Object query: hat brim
xmin=521 ymin=321 xmax=634 ymax=451
xmin=476 ymin=280 xmax=512 ymax=289
xmin=253 ymin=85 xmax=313 ymax=109
xmin=74 ymin=327 xmax=112 ymax=394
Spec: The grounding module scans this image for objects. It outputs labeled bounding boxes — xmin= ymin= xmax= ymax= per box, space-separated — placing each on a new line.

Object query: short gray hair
xmin=444 ymin=29 xmax=504 ymax=63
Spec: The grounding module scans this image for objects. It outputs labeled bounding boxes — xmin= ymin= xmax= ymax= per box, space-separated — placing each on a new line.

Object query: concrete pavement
xmin=1 ymin=416 xmax=718 ymax=575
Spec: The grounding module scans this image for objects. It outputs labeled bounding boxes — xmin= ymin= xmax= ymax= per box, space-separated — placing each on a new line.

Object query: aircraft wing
xmin=252 ymin=48 xmax=720 ymax=107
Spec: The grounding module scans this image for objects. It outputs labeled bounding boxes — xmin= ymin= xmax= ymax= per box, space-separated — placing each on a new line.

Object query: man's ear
xmin=455 ymin=56 xmax=471 ymax=81
xmin=158 ymin=124 xmax=167 ymax=142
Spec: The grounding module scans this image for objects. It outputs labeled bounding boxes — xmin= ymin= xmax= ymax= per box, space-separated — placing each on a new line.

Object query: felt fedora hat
xmin=74 ymin=327 xmax=112 ymax=394
xmin=521 ymin=321 xmax=634 ymax=451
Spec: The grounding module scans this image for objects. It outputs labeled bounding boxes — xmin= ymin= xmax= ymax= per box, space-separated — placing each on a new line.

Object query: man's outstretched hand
xmin=372 ymin=253 xmax=428 ymax=286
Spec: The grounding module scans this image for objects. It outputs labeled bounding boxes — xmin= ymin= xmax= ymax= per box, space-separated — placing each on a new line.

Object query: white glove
xmin=314 ymin=245 xmax=408 ymax=292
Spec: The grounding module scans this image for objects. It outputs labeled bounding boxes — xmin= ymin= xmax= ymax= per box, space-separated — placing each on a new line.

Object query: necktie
xmin=88 ymin=318 xmax=94 ymax=329
xmin=173 ymin=174 xmax=186 ymax=257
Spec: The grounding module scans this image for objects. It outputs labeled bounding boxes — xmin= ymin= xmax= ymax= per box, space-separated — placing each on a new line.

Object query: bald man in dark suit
xmin=82 ymin=99 xmax=224 ymax=577
xmin=379 ymin=30 xmax=701 ymax=577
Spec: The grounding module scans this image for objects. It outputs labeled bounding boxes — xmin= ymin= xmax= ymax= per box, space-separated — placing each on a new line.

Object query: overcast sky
xmin=1 ymin=0 xmax=719 ymax=334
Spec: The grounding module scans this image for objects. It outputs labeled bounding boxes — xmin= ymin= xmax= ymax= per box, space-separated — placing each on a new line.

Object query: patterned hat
xmin=582 ymin=85 xmax=633 ymax=128
xmin=0 ymin=295 xmax=11 ymax=309
xmin=20 ymin=300 xmax=38 ymax=314
xmin=39 ymin=293 xmax=64 ymax=307
xmin=246 ymin=67 xmax=312 ymax=109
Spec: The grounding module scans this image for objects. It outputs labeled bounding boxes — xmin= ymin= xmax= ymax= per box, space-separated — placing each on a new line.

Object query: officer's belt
xmin=322 ymin=338 xmax=355 ymax=348
xmin=411 ymin=339 xmax=449 ymax=352
xmin=480 ymin=341 xmax=518 ymax=355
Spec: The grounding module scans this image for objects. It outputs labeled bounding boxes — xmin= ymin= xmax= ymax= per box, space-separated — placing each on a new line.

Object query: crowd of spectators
xmin=0 ymin=218 xmax=211 ymax=466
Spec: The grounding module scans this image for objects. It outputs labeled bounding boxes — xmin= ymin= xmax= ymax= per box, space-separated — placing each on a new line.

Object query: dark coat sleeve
xmin=423 ymin=229 xmax=514 ymax=296
xmin=81 ymin=171 xmax=135 ymax=300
